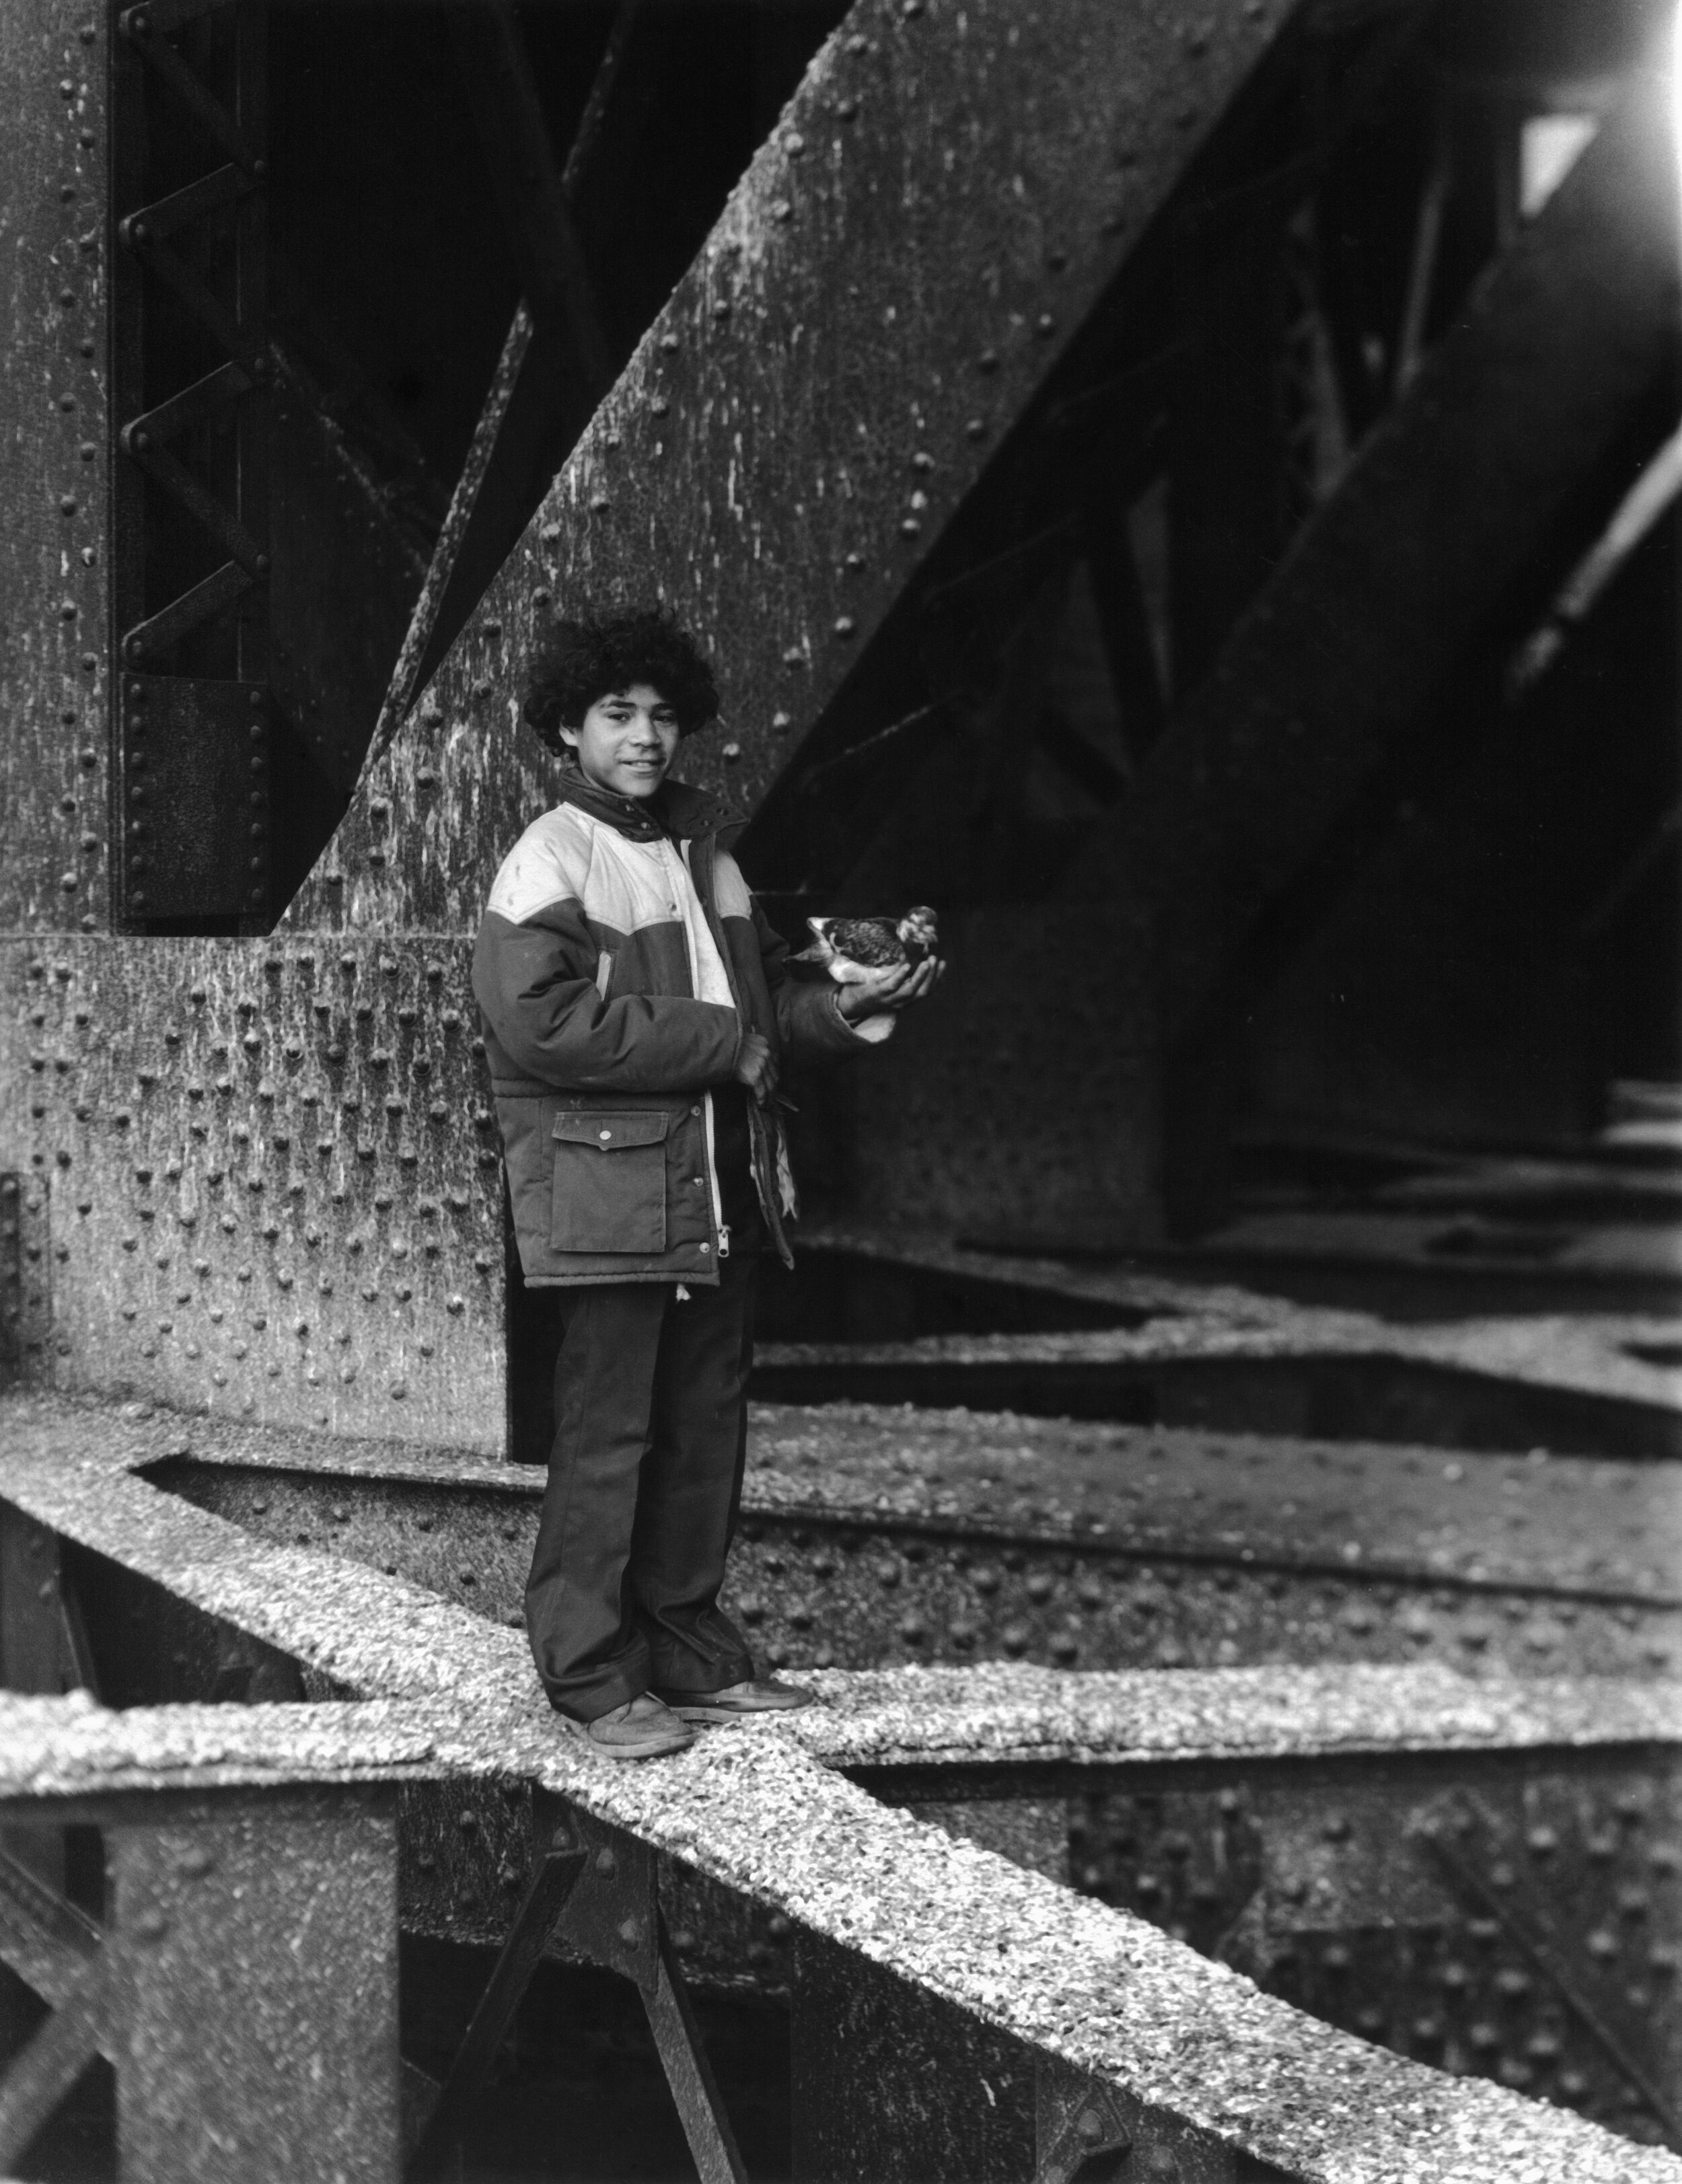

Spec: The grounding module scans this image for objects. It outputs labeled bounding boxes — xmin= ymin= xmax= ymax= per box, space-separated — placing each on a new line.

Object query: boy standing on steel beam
xmin=472 ymin=610 xmax=941 ymax=1759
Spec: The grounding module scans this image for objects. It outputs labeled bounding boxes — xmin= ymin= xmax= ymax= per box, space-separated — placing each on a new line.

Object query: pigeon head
xmin=897 ymin=906 xmax=939 ymax=951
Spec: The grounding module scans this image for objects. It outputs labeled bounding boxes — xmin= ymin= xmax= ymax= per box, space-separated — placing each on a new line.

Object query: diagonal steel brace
xmin=1416 ymin=1794 xmax=1682 ymax=2152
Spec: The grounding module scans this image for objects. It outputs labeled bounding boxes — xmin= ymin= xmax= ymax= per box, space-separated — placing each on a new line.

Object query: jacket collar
xmin=552 ymin=758 xmax=737 ymax=844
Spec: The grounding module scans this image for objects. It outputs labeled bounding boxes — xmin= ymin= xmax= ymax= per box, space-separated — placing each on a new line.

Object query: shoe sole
xmin=556 ymin=1713 xmax=696 ymax=1761
xmin=665 ymin=1699 xmax=815 ymax=1724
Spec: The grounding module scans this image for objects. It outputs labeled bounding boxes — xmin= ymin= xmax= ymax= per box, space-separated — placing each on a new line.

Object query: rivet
xmin=833 ymin=617 xmax=855 ymax=639
xmin=771 ymin=199 xmax=792 ymax=223
xmin=836 ymin=96 xmax=859 ymax=120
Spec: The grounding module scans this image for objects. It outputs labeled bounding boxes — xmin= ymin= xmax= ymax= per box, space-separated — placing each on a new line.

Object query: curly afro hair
xmin=522 ymin=608 xmax=720 ymax=752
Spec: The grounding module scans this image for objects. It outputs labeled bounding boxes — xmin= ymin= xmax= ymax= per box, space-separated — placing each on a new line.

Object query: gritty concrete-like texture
xmin=782 ymin=1661 xmax=1682 ymax=1771
xmin=745 ymin=1402 xmax=1682 ymax=1601
xmin=96 ymin=1382 xmax=1680 ymax=1605
xmin=795 ymin=1225 xmax=1682 ymax=1419
xmin=2 ymin=1393 xmax=1679 ymax=2180
xmin=0 ymin=1690 xmax=445 ymax=1807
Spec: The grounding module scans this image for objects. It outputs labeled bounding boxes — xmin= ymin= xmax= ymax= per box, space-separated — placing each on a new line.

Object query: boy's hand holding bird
xmin=791 ymin=906 xmax=945 ymax=1019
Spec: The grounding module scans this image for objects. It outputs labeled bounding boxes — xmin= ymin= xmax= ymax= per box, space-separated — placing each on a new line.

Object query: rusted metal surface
xmin=3 ymin=938 xmax=504 ymax=1450
xmin=406 ymin=1812 xmax=585 ymax=2177
xmin=1065 ymin=77 xmax=1682 ymax=1050
xmin=848 ymin=901 xmax=1162 ymax=1246
xmin=112 ymin=0 xmax=270 ymax=670
xmin=366 ymin=304 xmax=537 ymax=782
xmin=0 ymin=0 xmax=112 ymax=933
xmin=1418 ymin=1790 xmax=1682 ymax=2146
xmin=281 ymin=0 xmax=1306 ymax=934
xmin=116 ymin=674 xmax=272 ymax=921
xmin=6 ymin=1411 xmax=1681 ymax=2181
xmin=106 ymin=1790 xmax=401 ymax=2181
xmin=844 ymin=1748 xmax=1682 ymax=2152
xmin=266 ymin=359 xmax=431 ymax=796
xmin=0 ymin=1782 xmax=403 ymax=2183
xmin=149 ymin=1436 xmax=1682 ymax=1689
xmin=0 ymin=1176 xmax=51 ymax=1389
xmin=791 ymin=1931 xmax=1036 ymax=2183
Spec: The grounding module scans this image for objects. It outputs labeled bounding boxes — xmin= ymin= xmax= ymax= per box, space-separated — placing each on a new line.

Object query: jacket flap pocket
xmin=551 ymin=1112 xmax=671 ymax=1151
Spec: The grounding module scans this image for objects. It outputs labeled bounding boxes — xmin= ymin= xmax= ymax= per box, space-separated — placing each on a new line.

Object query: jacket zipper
xmin=669 ymin=838 xmax=730 ymax=1262
xmin=702 ymin=1093 xmax=729 ymax=1260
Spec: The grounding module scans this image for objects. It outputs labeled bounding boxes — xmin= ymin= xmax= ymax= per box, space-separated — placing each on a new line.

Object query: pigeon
xmin=790 ymin=906 xmax=939 ymax=985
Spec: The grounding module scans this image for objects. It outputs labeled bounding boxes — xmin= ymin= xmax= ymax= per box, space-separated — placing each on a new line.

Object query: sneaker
xmin=556 ymin=1693 xmax=696 ymax=1761
xmin=656 ymin=1678 xmax=817 ymax=1724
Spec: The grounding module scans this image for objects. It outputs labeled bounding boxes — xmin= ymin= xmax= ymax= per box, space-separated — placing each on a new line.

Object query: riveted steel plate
xmin=148 ymin=1455 xmax=1682 ymax=1684
xmin=0 ymin=0 xmax=112 ymax=932
xmin=267 ymin=390 xmax=427 ymax=796
xmin=1067 ymin=1752 xmax=1682 ymax=2146
xmin=283 ymin=0 xmax=1302 ymax=932
xmin=4 ymin=937 xmax=505 ymax=1450
xmin=0 ymin=1173 xmax=52 ymax=1388
xmin=400 ymin=1776 xmax=536 ymax=1950
xmin=116 ymin=675 xmax=273 ymax=923
xmin=106 ymin=1786 xmax=401 ymax=2182
xmin=1037 ymin=2060 xmax=1236 ymax=2184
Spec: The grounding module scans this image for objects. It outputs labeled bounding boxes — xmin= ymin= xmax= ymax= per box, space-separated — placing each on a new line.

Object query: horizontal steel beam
xmin=149 ymin=1424 xmax=1682 ymax=1685
xmin=1 ymin=1411 xmax=1679 ymax=2179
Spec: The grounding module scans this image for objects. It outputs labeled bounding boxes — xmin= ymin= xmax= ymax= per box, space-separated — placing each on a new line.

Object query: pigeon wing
xmin=827 ymin=918 xmax=906 ymax=968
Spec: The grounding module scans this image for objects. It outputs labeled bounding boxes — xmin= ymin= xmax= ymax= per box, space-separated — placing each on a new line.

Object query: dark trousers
xmin=527 ymin=1223 xmax=759 ymax=1721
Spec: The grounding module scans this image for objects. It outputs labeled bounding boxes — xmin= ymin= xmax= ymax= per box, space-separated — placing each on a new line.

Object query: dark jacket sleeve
xmin=473 ymin=902 xmax=741 ymax=1091
xmin=752 ymin=898 xmax=895 ymax=1061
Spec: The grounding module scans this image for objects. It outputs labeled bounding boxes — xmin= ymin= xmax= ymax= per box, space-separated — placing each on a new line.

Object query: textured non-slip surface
xmin=1 ymin=1393 xmax=1678 ymax=2181
xmin=795 ymin=1225 xmax=1682 ymax=1416
xmin=745 ymin=1402 xmax=1682 ymax=1601
xmin=103 ymin=1385 xmax=1682 ymax=1603
xmin=0 ymin=1689 xmax=443 ymax=1805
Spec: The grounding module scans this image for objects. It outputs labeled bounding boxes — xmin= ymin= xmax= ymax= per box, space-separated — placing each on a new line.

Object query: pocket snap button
xmin=598 ymin=1130 xmax=612 ymax=1142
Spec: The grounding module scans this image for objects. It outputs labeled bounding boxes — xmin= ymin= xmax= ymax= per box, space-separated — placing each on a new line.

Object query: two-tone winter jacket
xmin=472 ymin=766 xmax=891 ymax=1287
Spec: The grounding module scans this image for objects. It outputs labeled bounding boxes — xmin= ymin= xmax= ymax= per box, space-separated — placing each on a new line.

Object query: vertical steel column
xmin=0 ymin=0 xmax=112 ymax=933
xmin=106 ymin=1786 xmax=400 ymax=2183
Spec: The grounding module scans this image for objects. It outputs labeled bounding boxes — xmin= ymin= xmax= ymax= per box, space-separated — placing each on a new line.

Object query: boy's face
xmin=560 ymin=682 xmax=681 ymax=801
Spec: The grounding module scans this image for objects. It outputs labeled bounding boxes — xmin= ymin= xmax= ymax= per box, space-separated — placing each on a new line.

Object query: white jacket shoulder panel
xmin=483 ymin=804 xmax=597 ymax=926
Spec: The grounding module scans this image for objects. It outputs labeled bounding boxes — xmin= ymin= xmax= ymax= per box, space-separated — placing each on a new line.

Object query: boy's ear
xmin=557 ymin=721 xmax=581 ymax=748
